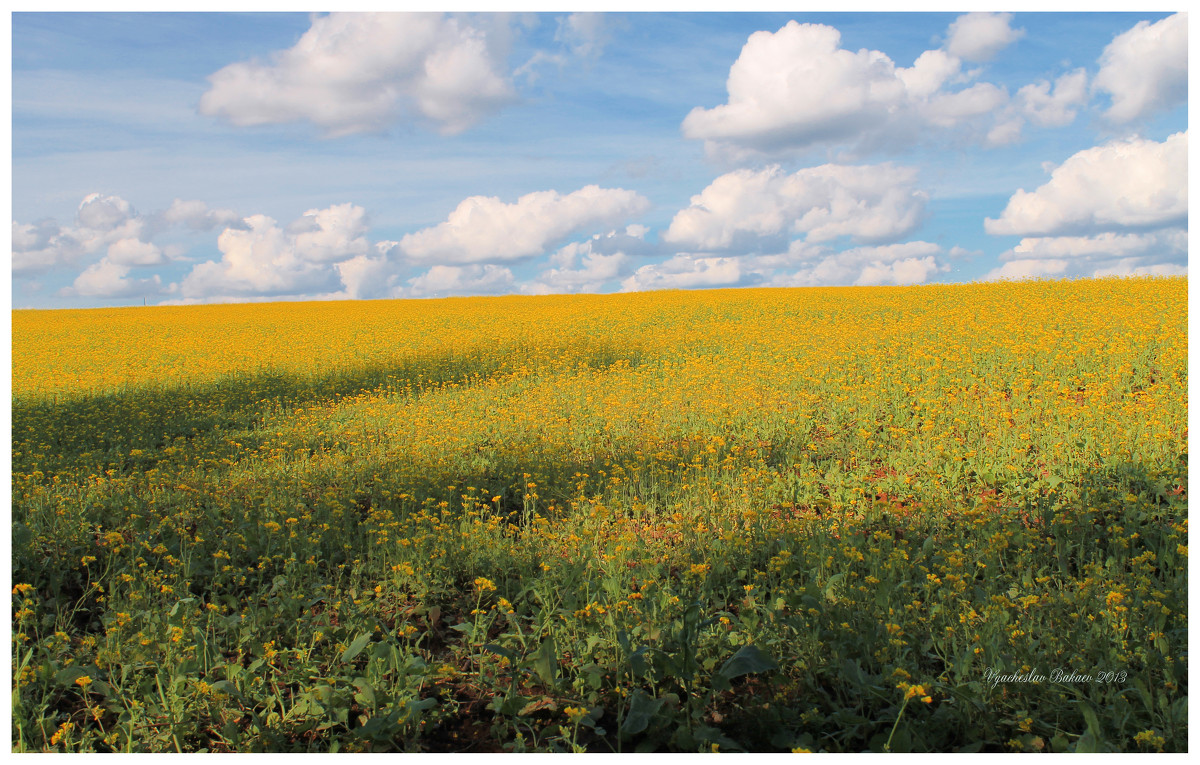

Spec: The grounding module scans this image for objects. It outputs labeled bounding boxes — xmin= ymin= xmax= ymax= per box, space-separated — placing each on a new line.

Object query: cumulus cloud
xmin=288 ymin=203 xmax=372 ymax=263
xmin=681 ymin=22 xmax=909 ymax=155
xmin=12 ymin=193 xmax=247 ymax=279
xmin=395 ymin=185 xmax=651 ymax=264
xmin=1093 ymin=13 xmax=1187 ymax=124
xmin=107 ymin=238 xmax=167 ymax=267
xmin=178 ymin=204 xmax=372 ymax=299
xmin=774 ymin=241 xmax=947 ymax=288
xmin=986 ymin=68 xmax=1090 ymax=145
xmin=199 ymin=12 xmax=516 ymax=136
xmin=1016 ymin=69 xmax=1089 ymax=128
xmin=407 ymin=264 xmax=515 ymax=298
xmin=944 ymin=12 xmax=1024 ymax=62
xmin=62 ymin=259 xmax=163 ymax=299
xmin=985 ymin=228 xmax=1188 ymax=281
xmin=332 ymin=251 xmax=403 ymax=300
xmin=680 ymin=16 xmax=1028 ymax=157
xmin=680 ymin=11 xmax=1116 ymax=157
xmin=621 ymin=240 xmax=950 ymax=293
xmin=985 ymin=132 xmax=1188 ymax=281
xmin=985 ymin=132 xmax=1187 ymax=236
xmin=1000 ymin=229 xmax=1187 ymax=262
xmin=665 ymin=163 xmax=927 ymax=251
xmin=12 ymin=193 xmax=146 ymax=275
xmin=621 ymin=254 xmax=748 ymax=292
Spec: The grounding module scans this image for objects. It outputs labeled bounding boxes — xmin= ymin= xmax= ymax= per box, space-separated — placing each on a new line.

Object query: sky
xmin=7 ymin=7 xmax=1190 ymax=308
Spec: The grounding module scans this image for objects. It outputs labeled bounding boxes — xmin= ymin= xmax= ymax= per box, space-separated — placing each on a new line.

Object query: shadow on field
xmin=11 ymin=338 xmax=651 ymax=478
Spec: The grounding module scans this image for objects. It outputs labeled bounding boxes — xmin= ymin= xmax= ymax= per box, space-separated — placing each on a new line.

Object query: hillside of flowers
xmin=11 ymin=277 xmax=1187 ymax=752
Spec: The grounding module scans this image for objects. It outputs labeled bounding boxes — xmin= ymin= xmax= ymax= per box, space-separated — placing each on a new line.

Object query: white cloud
xmin=984 ymin=228 xmax=1187 ymax=282
xmin=76 ymin=192 xmax=138 ymax=233
xmin=1001 ymin=229 xmax=1187 ymax=261
xmin=1093 ymin=13 xmax=1187 ymax=124
xmin=525 ymin=247 xmax=632 ymax=295
xmin=12 ymin=193 xmax=147 ymax=275
xmin=984 ymin=258 xmax=1070 ymax=281
xmin=13 ymin=193 xmax=254 ymax=280
xmin=1092 ymin=261 xmax=1188 ymax=278
xmin=986 ymin=68 xmax=1090 ymax=145
xmin=12 ymin=220 xmax=75 ymax=275
xmin=289 ymin=203 xmax=372 ymax=263
xmin=107 ymin=237 xmax=166 ymax=266
xmin=1016 ymin=69 xmax=1089 ymax=128
xmin=556 ymin=12 xmax=610 ymax=58
xmin=665 ymin=163 xmax=927 ymax=251
xmin=896 ymin=49 xmax=961 ymax=99
xmin=985 ymin=131 xmax=1188 ymax=282
xmin=771 ymin=241 xmax=946 ymax=287
xmin=161 ymin=198 xmax=241 ymax=230
xmin=620 ymin=254 xmax=747 ymax=292
xmin=985 ymin=132 xmax=1187 ymax=236
xmin=199 ymin=12 xmax=516 ymax=136
xmin=681 ymin=22 xmax=908 ymax=154
xmin=856 ymin=255 xmax=943 ymax=286
xmin=178 ymin=206 xmax=370 ymax=299
xmin=333 ymin=252 xmax=403 ymax=300
xmin=619 ymin=240 xmax=950 ymax=293
xmin=680 ymin=16 xmax=1022 ymax=157
xmin=944 ymin=12 xmax=1024 ymax=62
xmin=397 ymin=185 xmax=650 ymax=264
xmin=407 ymin=264 xmax=515 ymax=297
xmin=62 ymin=258 xmax=163 ymax=299
xmin=923 ymin=82 xmax=1008 ymax=128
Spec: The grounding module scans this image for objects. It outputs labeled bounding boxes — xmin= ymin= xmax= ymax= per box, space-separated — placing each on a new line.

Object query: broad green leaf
xmin=341 ymin=633 xmax=371 ymax=663
xmin=532 ymin=636 xmax=558 ymax=687
xmin=718 ymin=644 xmax=778 ymax=680
xmin=352 ymin=677 xmax=376 ymax=707
xmin=622 ymin=691 xmax=663 ymax=737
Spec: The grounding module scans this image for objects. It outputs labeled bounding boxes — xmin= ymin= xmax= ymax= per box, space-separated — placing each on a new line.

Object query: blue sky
xmin=9 ymin=9 xmax=1189 ymax=307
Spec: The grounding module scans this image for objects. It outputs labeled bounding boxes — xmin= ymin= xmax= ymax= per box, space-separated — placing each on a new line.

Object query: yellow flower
xmin=50 ymin=721 xmax=74 ymax=746
xmin=75 ymin=675 xmax=93 ymax=688
xmin=473 ymin=577 xmax=497 ymax=593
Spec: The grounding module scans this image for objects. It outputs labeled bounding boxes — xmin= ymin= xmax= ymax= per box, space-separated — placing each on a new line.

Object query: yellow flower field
xmin=11 ymin=277 xmax=1188 ymax=752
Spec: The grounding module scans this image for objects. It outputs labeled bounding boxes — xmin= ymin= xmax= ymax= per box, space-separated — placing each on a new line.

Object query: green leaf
xmin=352 ymin=677 xmax=376 ymax=708
xmin=341 ymin=633 xmax=371 ymax=663
xmin=168 ymin=597 xmax=196 ymax=618
xmin=1075 ymin=730 xmax=1101 ymax=753
xmin=532 ymin=636 xmax=558 ymax=687
xmin=1076 ymin=701 xmax=1105 ymax=752
xmin=823 ymin=572 xmax=846 ymax=602
xmin=717 ymin=644 xmax=778 ymax=680
xmin=54 ymin=666 xmax=89 ymax=686
xmin=622 ymin=691 xmax=663 ymax=737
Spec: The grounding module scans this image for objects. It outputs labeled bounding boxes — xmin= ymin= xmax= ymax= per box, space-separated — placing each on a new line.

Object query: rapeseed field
xmin=11 ymin=277 xmax=1187 ymax=752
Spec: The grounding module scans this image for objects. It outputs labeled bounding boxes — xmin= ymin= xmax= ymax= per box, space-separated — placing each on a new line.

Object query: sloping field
xmin=11 ymin=277 xmax=1187 ymax=752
